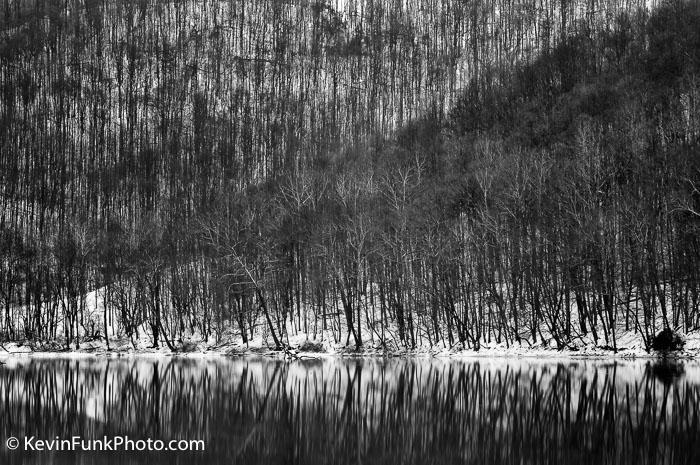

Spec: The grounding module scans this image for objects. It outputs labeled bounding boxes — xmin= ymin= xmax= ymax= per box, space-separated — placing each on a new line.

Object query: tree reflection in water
xmin=0 ymin=357 xmax=698 ymax=465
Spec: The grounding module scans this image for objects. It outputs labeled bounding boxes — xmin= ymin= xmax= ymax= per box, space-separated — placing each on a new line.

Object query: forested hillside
xmin=1 ymin=0 xmax=698 ymax=352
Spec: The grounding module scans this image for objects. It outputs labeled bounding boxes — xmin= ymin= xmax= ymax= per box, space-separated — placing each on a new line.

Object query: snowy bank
xmin=2 ymin=328 xmax=700 ymax=361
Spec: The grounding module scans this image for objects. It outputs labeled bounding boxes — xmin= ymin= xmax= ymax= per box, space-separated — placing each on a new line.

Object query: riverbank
xmin=2 ymin=329 xmax=699 ymax=360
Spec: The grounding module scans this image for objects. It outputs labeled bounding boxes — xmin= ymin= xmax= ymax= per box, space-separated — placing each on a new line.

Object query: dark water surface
xmin=0 ymin=356 xmax=698 ymax=464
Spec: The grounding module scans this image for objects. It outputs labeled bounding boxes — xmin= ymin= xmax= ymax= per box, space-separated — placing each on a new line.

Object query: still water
xmin=0 ymin=356 xmax=698 ymax=464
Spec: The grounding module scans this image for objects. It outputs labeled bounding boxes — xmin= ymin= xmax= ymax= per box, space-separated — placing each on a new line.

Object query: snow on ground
xmin=2 ymin=285 xmax=700 ymax=359
xmin=2 ymin=327 xmax=700 ymax=360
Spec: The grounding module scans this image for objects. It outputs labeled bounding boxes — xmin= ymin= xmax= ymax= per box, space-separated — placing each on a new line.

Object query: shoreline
xmin=1 ymin=342 xmax=697 ymax=361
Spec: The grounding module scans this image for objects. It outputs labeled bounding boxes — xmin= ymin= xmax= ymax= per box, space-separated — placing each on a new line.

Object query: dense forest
xmin=0 ymin=0 xmax=698 ymax=352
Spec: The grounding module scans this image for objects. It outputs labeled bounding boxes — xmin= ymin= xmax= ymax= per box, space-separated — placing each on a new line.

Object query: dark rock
xmin=651 ymin=328 xmax=685 ymax=352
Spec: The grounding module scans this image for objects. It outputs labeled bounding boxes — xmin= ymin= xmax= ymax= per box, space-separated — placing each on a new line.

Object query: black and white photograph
xmin=1 ymin=0 xmax=699 ymax=463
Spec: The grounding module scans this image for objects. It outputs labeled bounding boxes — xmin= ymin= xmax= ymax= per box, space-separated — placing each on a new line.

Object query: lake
xmin=0 ymin=356 xmax=698 ymax=464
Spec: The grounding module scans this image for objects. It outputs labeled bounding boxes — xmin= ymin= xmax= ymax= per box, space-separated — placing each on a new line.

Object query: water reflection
xmin=648 ymin=360 xmax=686 ymax=385
xmin=0 ymin=356 xmax=698 ymax=464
